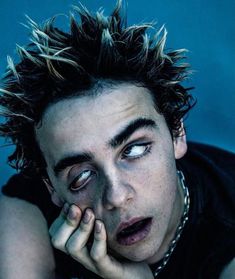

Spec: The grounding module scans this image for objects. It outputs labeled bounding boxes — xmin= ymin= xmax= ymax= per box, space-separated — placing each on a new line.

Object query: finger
xmin=66 ymin=208 xmax=95 ymax=254
xmin=50 ymin=204 xmax=82 ymax=253
xmin=90 ymin=220 xmax=107 ymax=262
xmin=49 ymin=203 xmax=69 ymax=236
xmin=90 ymin=220 xmax=123 ymax=277
xmin=65 ymin=208 xmax=96 ymax=271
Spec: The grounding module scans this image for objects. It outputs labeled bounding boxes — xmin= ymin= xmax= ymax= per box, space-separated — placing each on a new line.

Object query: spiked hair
xmin=0 ymin=0 xmax=194 ymax=174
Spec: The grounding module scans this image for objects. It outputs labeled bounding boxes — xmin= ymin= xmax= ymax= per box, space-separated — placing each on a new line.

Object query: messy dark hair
xmin=0 ymin=0 xmax=195 ymax=174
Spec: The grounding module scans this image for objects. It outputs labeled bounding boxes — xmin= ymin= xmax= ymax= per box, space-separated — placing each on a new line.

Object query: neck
xmin=148 ymin=174 xmax=185 ymax=264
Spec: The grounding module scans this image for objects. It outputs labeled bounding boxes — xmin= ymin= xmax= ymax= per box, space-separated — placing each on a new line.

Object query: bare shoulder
xmin=0 ymin=194 xmax=55 ymax=279
xmin=220 ymin=258 xmax=235 ymax=279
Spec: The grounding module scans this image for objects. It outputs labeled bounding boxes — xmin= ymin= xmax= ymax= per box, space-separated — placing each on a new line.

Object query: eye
xmin=122 ymin=142 xmax=152 ymax=160
xmin=69 ymin=169 xmax=95 ymax=191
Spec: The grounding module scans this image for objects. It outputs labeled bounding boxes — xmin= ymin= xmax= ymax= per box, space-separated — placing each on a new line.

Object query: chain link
xmin=154 ymin=170 xmax=190 ymax=277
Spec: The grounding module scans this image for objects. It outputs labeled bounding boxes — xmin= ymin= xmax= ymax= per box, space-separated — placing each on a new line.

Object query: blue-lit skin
xmin=36 ymin=83 xmax=187 ymax=265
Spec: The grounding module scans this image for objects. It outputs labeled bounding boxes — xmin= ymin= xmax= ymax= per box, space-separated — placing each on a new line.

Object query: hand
xmin=49 ymin=204 xmax=154 ymax=279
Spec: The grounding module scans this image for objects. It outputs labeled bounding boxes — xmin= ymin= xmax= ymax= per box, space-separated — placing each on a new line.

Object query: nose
xmin=101 ymin=167 xmax=134 ymax=210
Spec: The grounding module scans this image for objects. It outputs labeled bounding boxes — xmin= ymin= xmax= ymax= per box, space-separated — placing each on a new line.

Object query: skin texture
xmin=0 ymin=195 xmax=55 ymax=279
xmin=0 ymin=83 xmax=234 ymax=278
xmin=35 ymin=83 xmax=188 ymax=278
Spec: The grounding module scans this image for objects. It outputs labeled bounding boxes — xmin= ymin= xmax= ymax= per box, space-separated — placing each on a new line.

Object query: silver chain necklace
xmin=154 ymin=170 xmax=190 ymax=277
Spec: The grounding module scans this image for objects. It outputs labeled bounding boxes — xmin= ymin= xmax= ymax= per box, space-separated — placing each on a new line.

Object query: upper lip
xmin=116 ymin=217 xmax=149 ymax=235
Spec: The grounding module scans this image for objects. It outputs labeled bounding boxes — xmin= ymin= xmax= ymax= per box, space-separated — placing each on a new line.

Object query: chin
xmin=110 ymin=242 xmax=159 ymax=263
xmin=124 ymin=249 xmax=158 ymax=263
xmin=125 ymin=253 xmax=151 ymax=262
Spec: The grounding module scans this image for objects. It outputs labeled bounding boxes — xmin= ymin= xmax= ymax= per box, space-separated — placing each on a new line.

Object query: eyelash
xmin=121 ymin=142 xmax=152 ymax=160
xmin=69 ymin=170 xmax=96 ymax=192
xmin=69 ymin=142 xmax=153 ymax=192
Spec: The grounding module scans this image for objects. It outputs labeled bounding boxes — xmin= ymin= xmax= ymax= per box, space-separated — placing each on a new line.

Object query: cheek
xmin=133 ymin=148 xmax=176 ymax=185
xmin=133 ymin=150 xmax=177 ymax=206
xmin=65 ymin=189 xmax=97 ymax=211
xmin=60 ymin=183 xmax=104 ymax=214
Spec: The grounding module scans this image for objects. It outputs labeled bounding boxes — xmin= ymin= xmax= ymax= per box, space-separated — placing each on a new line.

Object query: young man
xmin=0 ymin=1 xmax=234 ymax=278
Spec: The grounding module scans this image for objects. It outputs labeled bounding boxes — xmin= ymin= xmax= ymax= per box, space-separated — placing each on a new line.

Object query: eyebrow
xmin=53 ymin=152 xmax=93 ymax=177
xmin=53 ymin=118 xmax=156 ymax=177
xmin=108 ymin=118 xmax=157 ymax=148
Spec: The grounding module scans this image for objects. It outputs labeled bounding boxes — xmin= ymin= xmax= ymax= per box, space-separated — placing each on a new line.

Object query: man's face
xmin=36 ymin=83 xmax=187 ymax=263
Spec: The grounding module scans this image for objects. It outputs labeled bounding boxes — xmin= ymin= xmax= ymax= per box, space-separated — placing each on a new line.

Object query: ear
xmin=43 ymin=178 xmax=64 ymax=207
xmin=173 ymin=122 xmax=187 ymax=159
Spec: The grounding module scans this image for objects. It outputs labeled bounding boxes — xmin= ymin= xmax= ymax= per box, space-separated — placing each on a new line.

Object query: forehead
xmin=39 ymin=83 xmax=157 ymax=131
xmin=43 ymin=83 xmax=155 ymax=121
xmin=36 ymin=83 xmax=162 ymax=164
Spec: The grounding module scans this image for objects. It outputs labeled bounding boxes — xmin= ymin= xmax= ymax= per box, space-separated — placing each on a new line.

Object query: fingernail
xmin=68 ymin=205 xmax=77 ymax=220
xmin=63 ymin=203 xmax=69 ymax=215
xmin=95 ymin=220 xmax=102 ymax=233
xmin=83 ymin=209 xmax=91 ymax=224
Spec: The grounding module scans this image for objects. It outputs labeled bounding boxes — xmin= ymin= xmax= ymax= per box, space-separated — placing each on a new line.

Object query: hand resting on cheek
xmin=49 ymin=204 xmax=154 ymax=279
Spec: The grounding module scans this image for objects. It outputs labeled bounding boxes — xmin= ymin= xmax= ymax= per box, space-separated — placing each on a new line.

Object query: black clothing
xmin=2 ymin=142 xmax=235 ymax=279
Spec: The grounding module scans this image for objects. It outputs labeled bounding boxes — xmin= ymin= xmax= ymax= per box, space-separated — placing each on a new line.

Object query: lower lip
xmin=116 ymin=218 xmax=152 ymax=246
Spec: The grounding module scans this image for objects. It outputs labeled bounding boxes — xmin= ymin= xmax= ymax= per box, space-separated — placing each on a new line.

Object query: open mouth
xmin=116 ymin=217 xmax=152 ymax=246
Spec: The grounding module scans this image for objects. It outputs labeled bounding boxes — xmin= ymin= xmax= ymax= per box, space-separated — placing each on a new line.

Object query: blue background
xmin=0 ymin=0 xmax=235 ymax=187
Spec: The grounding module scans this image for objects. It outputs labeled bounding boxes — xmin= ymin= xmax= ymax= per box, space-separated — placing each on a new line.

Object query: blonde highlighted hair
xmin=0 ymin=0 xmax=194 ymax=174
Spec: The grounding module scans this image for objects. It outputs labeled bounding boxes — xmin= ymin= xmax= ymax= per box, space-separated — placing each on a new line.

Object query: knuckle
xmin=65 ymin=238 xmax=81 ymax=256
xmin=51 ymin=236 xmax=64 ymax=250
xmin=90 ymin=249 xmax=102 ymax=262
xmin=94 ymin=232 xmax=106 ymax=241
xmin=80 ymin=222 xmax=91 ymax=232
xmin=66 ymin=243 xmax=76 ymax=255
xmin=65 ymin=219 xmax=78 ymax=228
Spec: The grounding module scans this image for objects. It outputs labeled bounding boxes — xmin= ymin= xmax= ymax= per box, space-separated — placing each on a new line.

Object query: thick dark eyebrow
xmin=53 ymin=118 xmax=156 ymax=176
xmin=53 ymin=152 xmax=93 ymax=177
xmin=109 ymin=118 xmax=157 ymax=148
